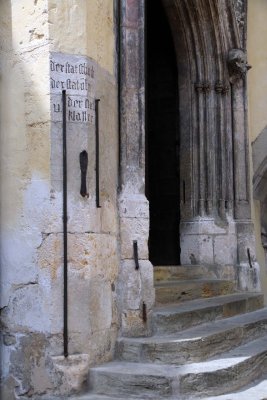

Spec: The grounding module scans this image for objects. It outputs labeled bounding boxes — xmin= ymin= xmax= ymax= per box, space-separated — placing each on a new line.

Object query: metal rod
xmin=133 ymin=240 xmax=140 ymax=270
xmin=62 ymin=90 xmax=68 ymax=358
xmin=142 ymin=302 xmax=147 ymax=323
xmin=117 ymin=0 xmax=122 ymax=188
xmin=95 ymin=99 xmax=101 ymax=208
xmin=247 ymin=248 xmax=253 ymax=269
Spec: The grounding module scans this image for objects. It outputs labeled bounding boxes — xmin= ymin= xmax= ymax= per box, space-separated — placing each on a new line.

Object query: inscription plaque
xmin=50 ymin=53 xmax=96 ymax=124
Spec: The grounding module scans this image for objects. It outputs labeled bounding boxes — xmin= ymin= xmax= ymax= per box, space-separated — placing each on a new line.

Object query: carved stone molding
xmin=195 ymin=81 xmax=211 ymax=94
xmin=215 ymin=81 xmax=230 ymax=95
xmin=228 ymin=48 xmax=251 ymax=84
xmin=232 ymin=0 xmax=247 ymax=47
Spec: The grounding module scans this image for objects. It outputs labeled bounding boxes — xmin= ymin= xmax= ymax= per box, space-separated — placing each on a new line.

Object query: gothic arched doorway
xmin=146 ymin=0 xmax=180 ymax=265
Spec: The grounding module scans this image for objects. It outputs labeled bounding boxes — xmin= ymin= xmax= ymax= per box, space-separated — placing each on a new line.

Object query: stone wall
xmin=247 ymin=0 xmax=267 ymax=302
xmin=0 ymin=0 xmax=120 ymax=397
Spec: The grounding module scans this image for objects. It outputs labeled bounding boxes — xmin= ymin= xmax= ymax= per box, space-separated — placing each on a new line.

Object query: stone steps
xmin=73 ymin=376 xmax=267 ymax=400
xmin=155 ymin=278 xmax=235 ymax=304
xmin=154 ymin=292 xmax=264 ymax=334
xmin=116 ymin=307 xmax=267 ymax=364
xmin=88 ymin=334 xmax=267 ymax=399
xmin=72 ymin=265 xmax=267 ymax=399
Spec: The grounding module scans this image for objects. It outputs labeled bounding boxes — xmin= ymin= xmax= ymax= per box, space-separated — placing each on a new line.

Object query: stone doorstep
xmin=155 ymin=279 xmax=236 ymax=304
xmin=116 ymin=307 xmax=267 ymax=364
xmin=153 ymin=265 xmax=235 ymax=282
xmin=154 ymin=292 xmax=264 ymax=334
xmin=88 ymin=335 xmax=267 ymax=398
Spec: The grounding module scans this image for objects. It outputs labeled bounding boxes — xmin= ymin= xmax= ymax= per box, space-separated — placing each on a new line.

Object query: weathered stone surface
xmin=179 ymin=335 xmax=267 ymax=398
xmin=117 ymin=308 xmax=267 ymax=365
xmin=118 ymin=260 xmax=154 ymax=337
xmin=89 ymin=361 xmax=176 ymax=399
xmin=6 ymin=333 xmax=54 ymax=397
xmin=154 ymin=265 xmax=236 ymax=282
xmin=0 ymin=1 xmax=120 ymax=398
xmin=88 ymin=332 xmax=267 ymax=399
xmin=120 ymin=217 xmax=149 ymax=260
xmin=87 ymin=334 xmax=267 ymax=399
xmin=154 ymin=293 xmax=264 ymax=334
xmin=180 ymin=219 xmax=238 ymax=267
xmin=52 ymin=354 xmax=90 ymax=395
xmin=1 ymin=0 xmax=266 ymax=398
xmin=119 ymin=194 xmax=149 ymax=219
xmin=155 ymin=279 xmax=235 ymax=305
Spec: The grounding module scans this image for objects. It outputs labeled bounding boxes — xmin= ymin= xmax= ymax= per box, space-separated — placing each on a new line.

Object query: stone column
xmin=228 ymin=48 xmax=260 ymax=291
xmin=118 ymin=0 xmax=154 ymax=337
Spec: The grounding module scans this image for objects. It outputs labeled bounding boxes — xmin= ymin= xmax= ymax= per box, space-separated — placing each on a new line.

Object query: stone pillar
xmin=228 ymin=49 xmax=260 ymax=291
xmin=118 ymin=0 xmax=154 ymax=337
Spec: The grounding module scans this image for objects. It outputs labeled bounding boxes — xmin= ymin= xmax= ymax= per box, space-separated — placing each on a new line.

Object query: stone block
xmin=121 ymin=309 xmax=153 ymax=338
xmin=1 ymin=283 xmax=50 ymax=333
xmin=100 ymin=199 xmax=118 ymax=234
xmin=180 ymin=233 xmax=214 ymax=265
xmin=119 ymin=194 xmax=149 ymax=218
xmin=214 ymin=234 xmax=237 ymax=265
xmin=237 ymin=263 xmax=261 ymax=292
xmin=67 ymin=276 xmax=113 ymax=339
xmin=118 ymin=260 xmax=154 ymax=310
xmin=120 ymin=217 xmax=149 ymax=259
xmin=118 ymin=260 xmax=154 ymax=337
xmin=180 ymin=218 xmax=228 ymax=235
xmin=52 ymin=354 xmax=90 ymax=395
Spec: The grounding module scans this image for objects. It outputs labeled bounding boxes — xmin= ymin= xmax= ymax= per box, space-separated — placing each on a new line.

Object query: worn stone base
xmin=180 ymin=218 xmax=261 ymax=292
xmin=117 ymin=259 xmax=155 ymax=337
xmin=237 ymin=263 xmax=261 ymax=292
xmin=180 ymin=217 xmax=237 ymax=266
xmin=51 ymin=354 xmax=90 ymax=396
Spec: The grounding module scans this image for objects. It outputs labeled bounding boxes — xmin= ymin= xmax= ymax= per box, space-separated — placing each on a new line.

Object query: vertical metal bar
xmin=117 ymin=0 xmax=122 ymax=188
xmin=95 ymin=99 xmax=101 ymax=208
xmin=133 ymin=240 xmax=140 ymax=270
xmin=62 ymin=90 xmax=68 ymax=358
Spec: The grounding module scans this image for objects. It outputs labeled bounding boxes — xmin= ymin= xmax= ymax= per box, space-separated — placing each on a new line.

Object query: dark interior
xmin=146 ymin=0 xmax=180 ymax=265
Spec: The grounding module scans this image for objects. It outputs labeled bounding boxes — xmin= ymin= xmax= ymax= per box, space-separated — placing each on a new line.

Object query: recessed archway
xmin=146 ymin=0 xmax=180 ymax=265
xmin=118 ymin=0 xmax=259 ymax=337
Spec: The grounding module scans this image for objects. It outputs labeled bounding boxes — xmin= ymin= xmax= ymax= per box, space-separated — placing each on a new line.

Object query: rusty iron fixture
xmin=142 ymin=302 xmax=147 ymax=323
xmin=133 ymin=240 xmax=140 ymax=270
xmin=79 ymin=150 xmax=88 ymax=197
xmin=247 ymin=248 xmax=253 ymax=269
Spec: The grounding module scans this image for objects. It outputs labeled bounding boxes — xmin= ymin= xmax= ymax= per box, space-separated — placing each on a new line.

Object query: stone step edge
xmin=154 ymin=278 xmax=235 ymax=287
xmin=118 ymin=307 xmax=267 ymax=343
xmin=153 ymin=292 xmax=264 ymax=335
xmin=116 ymin=308 xmax=267 ymax=365
xmin=89 ymin=335 xmax=267 ymax=398
xmin=153 ymin=265 xmax=236 ymax=282
xmin=201 ymin=377 xmax=267 ymax=400
xmin=93 ymin=334 xmax=267 ymax=376
xmin=154 ymin=292 xmax=263 ymax=315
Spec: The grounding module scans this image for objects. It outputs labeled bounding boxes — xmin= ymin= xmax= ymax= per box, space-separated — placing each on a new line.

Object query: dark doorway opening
xmin=146 ymin=0 xmax=180 ymax=265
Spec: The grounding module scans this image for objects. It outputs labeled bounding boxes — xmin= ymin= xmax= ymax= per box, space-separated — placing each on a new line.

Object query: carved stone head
xmin=228 ymin=49 xmax=251 ymax=83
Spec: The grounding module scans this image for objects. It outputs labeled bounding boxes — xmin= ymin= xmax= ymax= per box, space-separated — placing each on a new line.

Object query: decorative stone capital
xmin=215 ymin=80 xmax=230 ymax=95
xmin=227 ymin=49 xmax=251 ymax=84
xmin=195 ymin=81 xmax=211 ymax=94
